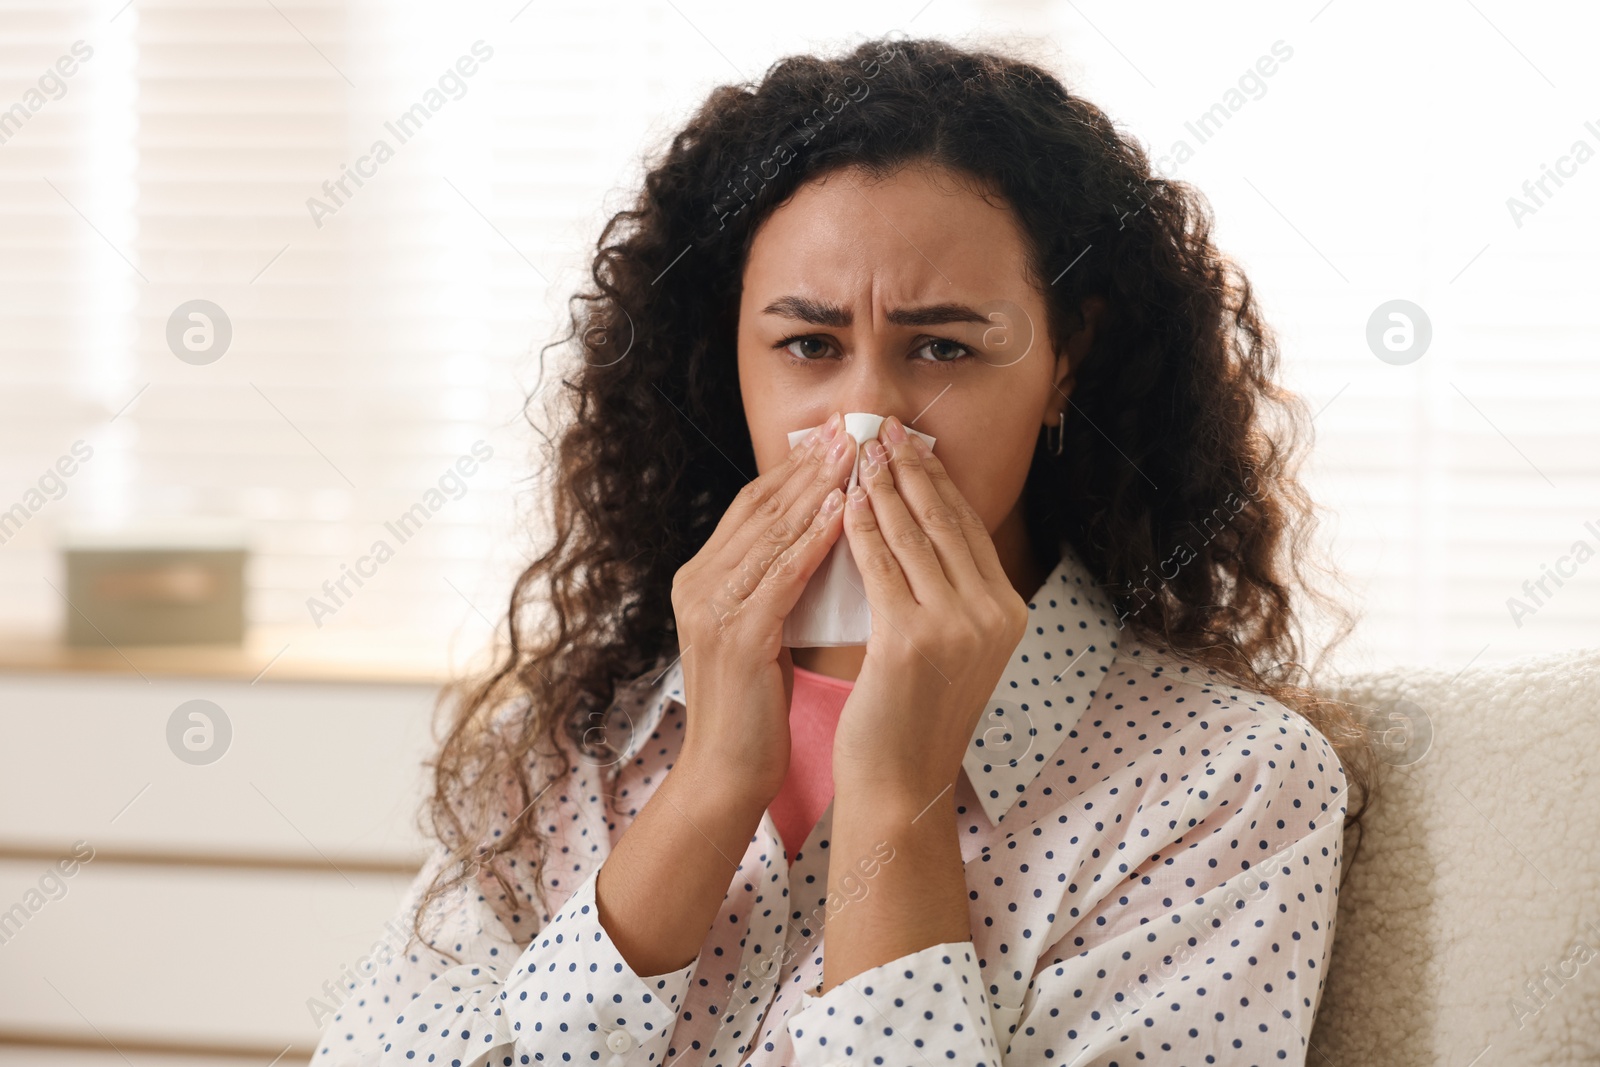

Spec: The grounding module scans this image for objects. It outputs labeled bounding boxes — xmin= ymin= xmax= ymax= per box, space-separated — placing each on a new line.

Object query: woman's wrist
xmin=674 ymin=744 xmax=780 ymax=813
xmin=832 ymin=747 xmax=963 ymax=815
xmin=834 ymin=773 xmax=956 ymax=830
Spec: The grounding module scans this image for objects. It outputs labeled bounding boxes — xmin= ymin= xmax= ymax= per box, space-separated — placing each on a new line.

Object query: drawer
xmin=0 ymin=673 xmax=437 ymax=865
xmin=0 ymin=860 xmax=419 ymax=1050
xmin=0 ymin=1050 xmax=274 ymax=1066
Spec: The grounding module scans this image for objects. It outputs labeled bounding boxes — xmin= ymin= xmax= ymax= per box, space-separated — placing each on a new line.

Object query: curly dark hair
xmin=410 ymin=33 xmax=1377 ymax=958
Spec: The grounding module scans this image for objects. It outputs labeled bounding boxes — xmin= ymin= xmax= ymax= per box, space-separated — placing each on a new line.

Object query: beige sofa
xmin=1310 ymin=646 xmax=1600 ymax=1065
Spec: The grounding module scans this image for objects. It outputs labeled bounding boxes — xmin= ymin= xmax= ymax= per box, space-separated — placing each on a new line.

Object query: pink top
xmin=769 ymin=663 xmax=854 ymax=865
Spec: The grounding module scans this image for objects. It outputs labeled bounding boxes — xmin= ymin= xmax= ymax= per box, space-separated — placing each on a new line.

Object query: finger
xmin=841 ymin=483 xmax=917 ymax=620
xmin=722 ymin=431 xmax=856 ymax=606
xmin=713 ymin=413 xmax=846 ymax=570
xmin=747 ymin=485 xmax=846 ymax=624
xmin=875 ymin=417 xmax=984 ymax=595
xmin=901 ymin=430 xmax=1008 ymax=587
xmin=855 ymin=437 xmax=948 ymax=604
xmin=701 ymin=420 xmax=824 ymax=559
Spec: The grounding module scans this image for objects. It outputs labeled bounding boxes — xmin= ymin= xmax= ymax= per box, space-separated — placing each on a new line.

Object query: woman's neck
xmin=791 ymin=642 xmax=867 ymax=684
xmin=790 ymin=502 xmax=1051 ymax=683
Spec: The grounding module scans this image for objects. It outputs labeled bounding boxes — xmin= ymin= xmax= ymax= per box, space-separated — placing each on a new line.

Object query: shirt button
xmin=606 ymin=1029 xmax=635 ymax=1053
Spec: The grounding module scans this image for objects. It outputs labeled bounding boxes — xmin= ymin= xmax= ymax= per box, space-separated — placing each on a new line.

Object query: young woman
xmin=313 ymin=34 xmax=1373 ymax=1067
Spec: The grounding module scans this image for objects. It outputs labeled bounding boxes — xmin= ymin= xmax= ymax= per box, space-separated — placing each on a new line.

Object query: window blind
xmin=1 ymin=0 xmax=1592 ymax=678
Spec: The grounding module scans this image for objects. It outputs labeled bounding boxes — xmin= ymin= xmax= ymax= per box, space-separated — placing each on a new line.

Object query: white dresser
xmin=0 ymin=666 xmax=441 ymax=1065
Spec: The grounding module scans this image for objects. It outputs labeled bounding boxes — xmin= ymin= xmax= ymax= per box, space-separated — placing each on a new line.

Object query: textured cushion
xmin=1310 ymin=645 xmax=1600 ymax=1066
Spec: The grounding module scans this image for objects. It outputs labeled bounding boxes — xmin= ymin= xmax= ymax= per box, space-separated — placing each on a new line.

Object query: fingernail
xmin=863 ymin=438 xmax=887 ymax=467
xmin=800 ymin=427 xmax=822 ymax=452
xmin=847 ymin=484 xmax=869 ymax=509
xmin=910 ymin=434 xmax=931 ymax=458
xmin=820 ymin=487 xmax=843 ymax=514
xmin=822 ymin=412 xmax=843 ymax=441
xmin=857 ymin=450 xmax=879 ymax=478
xmin=881 ymin=416 xmax=907 ymax=444
xmin=828 ymin=432 xmax=853 ymax=462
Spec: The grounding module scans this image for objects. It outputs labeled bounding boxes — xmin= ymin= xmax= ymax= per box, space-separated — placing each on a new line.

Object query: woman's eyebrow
xmin=761 ymin=295 xmax=989 ymax=328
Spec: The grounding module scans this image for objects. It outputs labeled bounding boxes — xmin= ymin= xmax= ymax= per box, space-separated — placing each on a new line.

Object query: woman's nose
xmin=834 ymin=356 xmax=912 ymax=422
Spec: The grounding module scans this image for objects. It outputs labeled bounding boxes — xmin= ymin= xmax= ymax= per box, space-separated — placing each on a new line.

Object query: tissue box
xmin=62 ymin=521 xmax=247 ymax=646
xmin=781 ymin=412 xmax=936 ymax=648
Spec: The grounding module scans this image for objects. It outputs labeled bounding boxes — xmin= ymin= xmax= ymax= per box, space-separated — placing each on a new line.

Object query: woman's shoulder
xmin=1101 ymin=638 xmax=1350 ymax=814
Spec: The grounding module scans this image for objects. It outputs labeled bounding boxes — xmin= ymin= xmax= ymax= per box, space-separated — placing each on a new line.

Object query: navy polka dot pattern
xmin=311 ymin=541 xmax=1348 ymax=1066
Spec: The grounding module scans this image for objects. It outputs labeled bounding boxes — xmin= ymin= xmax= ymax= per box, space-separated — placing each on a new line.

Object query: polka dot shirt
xmin=311 ymin=540 xmax=1348 ymax=1066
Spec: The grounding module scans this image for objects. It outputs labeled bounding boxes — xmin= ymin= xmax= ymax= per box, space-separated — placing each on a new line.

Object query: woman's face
xmin=736 ymin=162 xmax=1081 ymax=544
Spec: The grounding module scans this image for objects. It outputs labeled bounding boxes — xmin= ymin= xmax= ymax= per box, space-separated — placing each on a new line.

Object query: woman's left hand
xmin=833 ymin=415 xmax=1029 ymax=808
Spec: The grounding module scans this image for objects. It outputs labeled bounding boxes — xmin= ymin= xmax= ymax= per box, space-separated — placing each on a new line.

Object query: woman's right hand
xmin=670 ymin=410 xmax=856 ymax=807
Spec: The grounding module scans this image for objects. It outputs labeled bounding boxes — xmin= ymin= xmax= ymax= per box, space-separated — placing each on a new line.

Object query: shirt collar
xmin=963 ymin=538 xmax=1122 ymax=826
xmin=610 ymin=539 xmax=1122 ymax=828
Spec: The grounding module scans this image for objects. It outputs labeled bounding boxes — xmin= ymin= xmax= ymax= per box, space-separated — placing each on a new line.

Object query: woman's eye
xmin=914 ymin=338 xmax=971 ymax=363
xmin=783 ymin=337 xmax=833 ymax=361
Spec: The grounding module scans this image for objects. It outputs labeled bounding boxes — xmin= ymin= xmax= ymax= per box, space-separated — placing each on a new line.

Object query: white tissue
xmin=781 ymin=412 xmax=937 ymax=648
